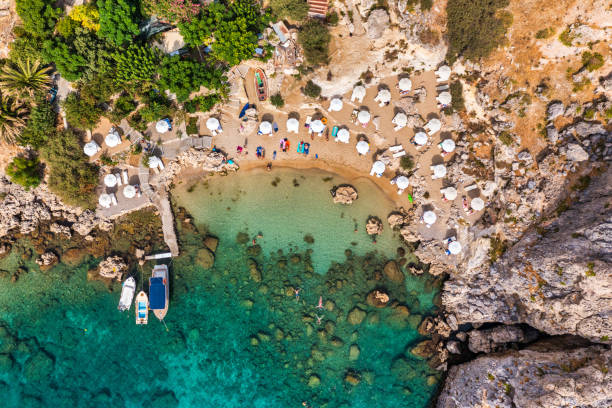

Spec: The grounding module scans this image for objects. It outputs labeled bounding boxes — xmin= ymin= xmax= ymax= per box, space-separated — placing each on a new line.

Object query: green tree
xmin=15 ymin=0 xmax=61 ymax=37
xmin=0 ymin=59 xmax=52 ymax=102
xmin=6 ymin=155 xmax=42 ymax=189
xmin=303 ymin=80 xmax=321 ymax=98
xmin=270 ymin=92 xmax=284 ymax=108
xmin=109 ymin=94 xmax=137 ymax=122
xmin=62 ymin=92 xmax=103 ymax=130
xmin=177 ymin=4 xmax=222 ymax=47
xmin=41 ymin=39 xmax=87 ymax=82
xmin=298 ymin=19 xmax=330 ymax=66
xmin=19 ymin=97 xmax=56 ymax=148
xmin=8 ymin=28 xmax=44 ymax=63
xmin=158 ymin=56 xmax=226 ymax=101
xmin=269 ymin=0 xmax=309 ymax=21
xmin=0 ymin=93 xmax=27 ymax=144
xmin=97 ymin=0 xmax=140 ymax=46
xmin=41 ymin=130 xmax=99 ymax=208
xmin=113 ymin=44 xmax=160 ymax=89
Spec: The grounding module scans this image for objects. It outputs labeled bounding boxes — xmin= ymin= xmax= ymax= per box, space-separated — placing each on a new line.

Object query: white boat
xmin=118 ymin=277 xmax=136 ymax=311
xmin=135 ymin=291 xmax=148 ymax=325
xmin=149 ymin=265 xmax=169 ymax=321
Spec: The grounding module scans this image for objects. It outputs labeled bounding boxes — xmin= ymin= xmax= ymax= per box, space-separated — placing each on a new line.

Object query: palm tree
xmin=0 ymin=93 xmax=27 ymax=144
xmin=0 ymin=59 xmax=52 ymax=102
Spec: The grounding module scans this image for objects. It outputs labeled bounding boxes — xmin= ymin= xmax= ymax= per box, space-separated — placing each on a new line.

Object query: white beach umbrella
xmin=448 ymin=241 xmax=462 ymax=255
xmin=148 ymin=156 xmax=161 ymax=169
xmin=98 ymin=193 xmax=112 ymax=208
xmin=423 ymin=210 xmax=437 ymax=225
xmin=376 ymin=89 xmax=391 ymax=103
xmin=358 ymin=110 xmax=371 ymax=124
xmin=426 ymin=118 xmax=441 ymax=134
xmin=286 ymin=118 xmax=299 ymax=133
xmin=351 ymin=85 xmax=366 ymax=102
xmin=156 ymin=120 xmax=170 ymax=134
xmin=123 ymin=185 xmax=136 ymax=199
xmin=432 ymin=164 xmax=447 ymax=179
xmin=398 ymin=78 xmax=412 ymax=91
xmin=356 ymin=140 xmax=369 ymax=155
xmin=442 ymin=186 xmax=458 ymax=201
xmin=393 ymin=112 xmax=407 ymax=127
xmin=396 ymin=176 xmax=409 ymax=190
xmin=414 ymin=131 xmax=428 ymax=146
xmin=83 ymin=141 xmax=99 ymax=157
xmin=259 ymin=121 xmax=272 ymax=135
xmin=329 ymin=98 xmax=343 ymax=112
xmin=206 ymin=117 xmax=220 ymax=131
xmin=105 ymin=131 xmax=121 ymax=147
xmin=337 ymin=128 xmax=350 ymax=143
xmin=441 ymin=139 xmax=456 ymax=153
xmin=104 ymin=174 xmax=118 ymax=187
xmin=310 ymin=119 xmax=325 ymax=133
xmin=436 ymin=65 xmax=451 ymax=81
xmin=471 ymin=197 xmax=485 ymax=211
xmin=371 ymin=160 xmax=385 ymax=176
xmin=437 ymin=91 xmax=452 ymax=105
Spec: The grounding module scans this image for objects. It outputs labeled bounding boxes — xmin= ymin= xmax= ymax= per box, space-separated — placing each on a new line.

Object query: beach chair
xmin=331 ymin=126 xmax=338 ymax=138
xmin=122 ymin=170 xmax=128 ymax=185
xmin=393 ymin=151 xmax=406 ymax=158
xmin=436 ymin=84 xmax=450 ymax=91
xmin=136 ymin=185 xmax=142 ymax=198
xmin=305 ymin=116 xmax=312 ymax=127
xmin=389 ymin=145 xmax=403 ymax=152
xmin=464 ymin=184 xmax=478 ymax=192
xmin=158 ymin=160 xmax=165 ymax=170
xmin=114 ymin=174 xmax=122 ymax=186
xmin=111 ymin=193 xmax=118 ymax=206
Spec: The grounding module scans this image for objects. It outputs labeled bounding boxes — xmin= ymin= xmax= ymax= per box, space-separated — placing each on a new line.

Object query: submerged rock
xmin=23 ymin=351 xmax=54 ymax=381
xmin=331 ymin=185 xmax=358 ymax=204
xmin=366 ymin=290 xmax=390 ymax=307
xmin=349 ymin=344 xmax=360 ymax=361
xmin=308 ymin=375 xmax=321 ymax=387
xmin=383 ymin=261 xmax=404 ymax=283
xmin=196 ymin=248 xmax=215 ymax=269
xmin=347 ymin=307 xmax=366 ymax=325
xmin=35 ymin=251 xmax=58 ymax=271
xmin=247 ymin=259 xmax=262 ymax=282
xmin=203 ymin=236 xmax=219 ymax=253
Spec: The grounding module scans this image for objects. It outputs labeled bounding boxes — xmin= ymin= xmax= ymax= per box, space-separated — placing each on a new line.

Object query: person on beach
xmin=267 ymin=162 xmax=272 ymax=171
xmin=273 ymin=151 xmax=277 ymax=160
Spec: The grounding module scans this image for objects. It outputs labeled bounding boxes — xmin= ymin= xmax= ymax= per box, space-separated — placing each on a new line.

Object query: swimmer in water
xmin=294 ymin=287 xmax=301 ymax=301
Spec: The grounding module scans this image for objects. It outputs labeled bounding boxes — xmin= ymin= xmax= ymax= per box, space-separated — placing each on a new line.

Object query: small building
xmin=307 ymin=0 xmax=328 ymax=17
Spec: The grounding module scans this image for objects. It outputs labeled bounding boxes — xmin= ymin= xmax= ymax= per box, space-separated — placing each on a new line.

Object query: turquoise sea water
xmin=0 ymin=168 xmax=441 ymax=407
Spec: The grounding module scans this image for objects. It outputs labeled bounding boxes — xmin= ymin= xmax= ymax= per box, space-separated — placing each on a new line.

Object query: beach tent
xmin=423 ymin=210 xmax=437 ymax=225
xmin=329 ymin=98 xmax=343 ymax=112
xmin=358 ymin=110 xmax=371 ymax=125
xmin=471 ymin=197 xmax=485 ymax=211
xmin=392 ymin=112 xmax=407 ymax=128
xmin=448 ymin=241 xmax=462 ymax=255
xmin=396 ymin=176 xmax=409 ymax=193
xmin=286 ymin=118 xmax=299 ymax=134
xmin=123 ymin=185 xmax=136 ymax=199
xmin=398 ymin=78 xmax=412 ymax=91
xmin=98 ymin=193 xmax=112 ymax=208
xmin=370 ymin=161 xmax=385 ymax=177
xmin=441 ymin=139 xmax=456 ymax=153
xmin=149 ymin=277 xmax=166 ymax=309
xmin=206 ymin=117 xmax=220 ymax=131
xmin=414 ymin=132 xmax=428 ymax=146
xmin=351 ymin=85 xmax=366 ymax=103
xmin=148 ymin=156 xmax=162 ymax=169
xmin=376 ymin=89 xmax=391 ymax=104
xmin=437 ymin=91 xmax=452 ymax=105
xmin=432 ymin=164 xmax=447 ymax=179
xmin=356 ymin=140 xmax=369 ymax=155
xmin=83 ymin=141 xmax=100 ymax=157
xmin=441 ymin=186 xmax=457 ymax=201
xmin=156 ymin=120 xmax=170 ymax=134
xmin=425 ymin=118 xmax=441 ymax=135
xmin=436 ymin=65 xmax=451 ymax=81
xmin=337 ymin=128 xmax=350 ymax=143
xmin=310 ymin=119 xmax=325 ymax=133
xmin=259 ymin=121 xmax=272 ymax=135
xmin=104 ymin=174 xmax=118 ymax=187
xmin=105 ymin=130 xmax=121 ymax=147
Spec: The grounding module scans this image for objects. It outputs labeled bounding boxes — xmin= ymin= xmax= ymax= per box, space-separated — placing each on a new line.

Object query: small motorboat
xmin=254 ymin=68 xmax=268 ymax=101
xmin=149 ymin=264 xmax=169 ymax=321
xmin=118 ymin=276 xmax=136 ymax=311
xmin=135 ymin=291 xmax=149 ymax=325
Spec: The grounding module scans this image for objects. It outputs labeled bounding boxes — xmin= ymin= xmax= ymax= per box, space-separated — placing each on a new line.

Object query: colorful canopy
xmin=396 ymin=176 xmax=409 ymax=190
xmin=415 ymin=132 xmax=428 ymax=146
xmin=148 ymin=156 xmax=162 ymax=169
xmin=356 ymin=140 xmax=369 ymax=154
xmin=155 ymin=120 xmax=170 ymax=134
xmin=206 ymin=117 xmax=220 ymax=131
xmin=104 ymin=174 xmax=117 ymax=187
xmin=376 ymin=89 xmax=391 ymax=103
xmin=286 ymin=118 xmax=299 ymax=133
xmin=310 ymin=119 xmax=325 ymax=133
xmin=351 ymin=85 xmax=366 ymax=102
xmin=358 ymin=110 xmax=371 ymax=124
xmin=437 ymin=91 xmax=452 ymax=105
xmin=105 ymin=131 xmax=121 ymax=147
xmin=393 ymin=112 xmax=407 ymax=127
xmin=123 ymin=185 xmax=136 ymax=199
xmin=442 ymin=186 xmax=457 ymax=200
xmin=337 ymin=128 xmax=350 ymax=143
xmin=83 ymin=141 xmax=100 ymax=157
xmin=371 ymin=160 xmax=385 ymax=176
xmin=432 ymin=164 xmax=447 ymax=178
xmin=448 ymin=241 xmax=462 ymax=255
xmin=259 ymin=121 xmax=272 ymax=135
xmin=329 ymin=98 xmax=343 ymax=112
xmin=423 ymin=210 xmax=437 ymax=225
xmin=471 ymin=197 xmax=485 ymax=211
xmin=399 ymin=78 xmax=412 ymax=91
xmin=441 ymin=139 xmax=456 ymax=153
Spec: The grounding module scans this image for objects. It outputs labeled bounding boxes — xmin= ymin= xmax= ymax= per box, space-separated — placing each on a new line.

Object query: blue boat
xmin=239 ymin=103 xmax=250 ymax=119
xmin=149 ymin=265 xmax=169 ymax=321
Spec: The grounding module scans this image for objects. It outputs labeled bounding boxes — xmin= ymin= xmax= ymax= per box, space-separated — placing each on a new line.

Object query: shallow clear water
xmin=0 ymin=168 xmax=441 ymax=407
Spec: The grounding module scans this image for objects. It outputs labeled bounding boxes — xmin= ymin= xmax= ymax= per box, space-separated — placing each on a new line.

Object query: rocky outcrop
xmin=35 ymin=251 xmax=59 ymax=271
xmin=437 ymin=344 xmax=612 ymax=408
xmin=331 ymin=185 xmax=358 ymax=204
xmin=97 ymin=256 xmax=127 ymax=281
xmin=365 ymin=216 xmax=383 ymax=235
xmin=160 ymin=149 xmax=239 ymax=187
xmin=366 ymin=9 xmax=389 ymax=39
xmin=468 ymin=325 xmax=537 ymax=354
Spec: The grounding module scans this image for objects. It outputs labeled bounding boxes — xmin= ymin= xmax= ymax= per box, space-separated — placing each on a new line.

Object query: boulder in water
xmin=348 ymin=307 xmax=366 ymax=325
xmin=383 ymin=261 xmax=404 ymax=283
xmin=308 ymin=375 xmax=321 ymax=387
xmin=98 ymin=256 xmax=127 ymax=280
xmin=35 ymin=251 xmax=58 ymax=271
xmin=331 ymin=185 xmax=358 ymax=204
xmin=366 ymin=290 xmax=390 ymax=307
xmin=196 ymin=248 xmax=215 ymax=269
xmin=203 ymin=236 xmax=219 ymax=253
xmin=366 ymin=216 xmax=383 ymax=235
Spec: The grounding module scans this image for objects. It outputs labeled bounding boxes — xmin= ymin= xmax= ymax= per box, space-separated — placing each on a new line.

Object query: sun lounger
xmin=135 ymin=184 xmax=142 ymax=198
xmin=436 ymin=84 xmax=450 ymax=91
xmin=305 ymin=116 xmax=312 ymax=126
xmin=114 ymin=174 xmax=122 ymax=186
xmin=111 ymin=193 xmax=118 ymax=206
xmin=389 ymin=145 xmax=403 ymax=152
xmin=465 ymin=184 xmax=478 ymax=192
xmin=122 ymin=170 xmax=128 ymax=185
xmin=158 ymin=160 xmax=165 ymax=170
xmin=392 ymin=151 xmax=406 ymax=158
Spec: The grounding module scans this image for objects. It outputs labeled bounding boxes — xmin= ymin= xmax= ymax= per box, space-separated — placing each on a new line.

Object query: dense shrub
xmin=158 ymin=56 xmax=226 ymax=102
xmin=183 ymin=94 xmax=221 ymax=113
xmin=19 ymin=98 xmax=56 ymax=148
xmin=446 ymin=0 xmax=511 ymax=61
xmin=270 ymin=0 xmax=309 ymax=21
xmin=270 ymin=93 xmax=285 ymax=108
xmin=400 ymin=155 xmax=414 ymax=170
xmin=535 ymin=27 xmax=554 ymax=39
xmin=303 ymin=80 xmax=321 ymax=98
xmin=449 ymin=81 xmax=465 ymax=112
xmin=62 ymin=92 xmax=103 ymax=130
xmin=298 ymin=19 xmax=330 ymax=66
xmin=581 ymin=51 xmax=604 ymax=72
xmin=6 ymin=155 xmax=42 ymax=189
xmin=113 ymin=44 xmax=160 ymax=89
xmin=97 ymin=0 xmax=140 ymax=45
xmin=110 ymin=94 xmax=137 ymax=122
xmin=15 ymin=0 xmax=61 ymax=38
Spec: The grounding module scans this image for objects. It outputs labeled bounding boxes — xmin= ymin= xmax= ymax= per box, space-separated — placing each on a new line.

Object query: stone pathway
xmin=156 ymin=189 xmax=180 ymax=257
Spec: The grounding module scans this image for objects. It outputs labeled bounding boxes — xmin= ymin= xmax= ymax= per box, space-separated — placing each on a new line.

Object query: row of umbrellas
xmin=84 ymin=129 xmax=122 ymax=157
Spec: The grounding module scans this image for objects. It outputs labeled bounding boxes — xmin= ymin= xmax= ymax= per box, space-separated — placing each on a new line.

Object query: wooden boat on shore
xmin=135 ymin=291 xmax=148 ymax=325
xmin=254 ymin=68 xmax=268 ymax=101
xmin=118 ymin=276 xmax=136 ymax=311
xmin=149 ymin=264 xmax=169 ymax=321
